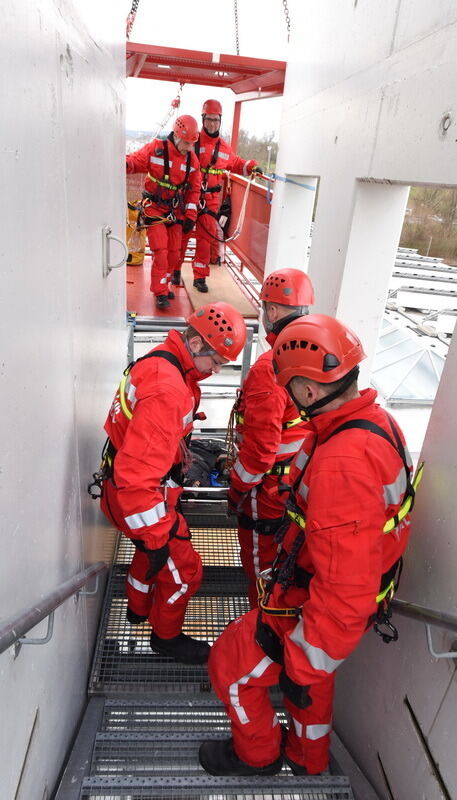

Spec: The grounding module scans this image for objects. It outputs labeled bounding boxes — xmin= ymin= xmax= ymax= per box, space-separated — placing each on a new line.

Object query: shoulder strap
xmin=184 ymin=151 xmax=192 ymax=185
xmin=126 ymin=349 xmax=186 ymax=380
xmin=325 ymin=417 xmax=413 ymax=495
xmin=210 ymin=138 xmax=221 ymax=167
xmin=163 ymin=139 xmax=170 ymax=180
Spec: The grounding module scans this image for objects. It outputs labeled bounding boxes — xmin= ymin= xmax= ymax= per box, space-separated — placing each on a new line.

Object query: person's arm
xmin=230 ymin=364 xmax=286 ymax=495
xmin=226 ymin=149 xmax=259 ymax=177
xmin=182 ymin=154 xmax=202 ymax=227
xmin=126 ymin=142 xmax=152 ymax=174
xmin=113 ymin=386 xmax=185 ymax=550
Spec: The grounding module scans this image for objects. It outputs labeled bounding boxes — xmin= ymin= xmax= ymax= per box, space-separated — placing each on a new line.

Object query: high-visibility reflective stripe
xmin=383 ymin=467 xmax=407 ymax=507
xmin=243 ymin=163 xmax=250 ymax=176
xmin=306 ymin=723 xmax=332 ymax=740
xmin=150 ymin=156 xmax=165 ymax=166
xmin=125 ymin=377 xmax=137 ymax=409
xmin=278 ymin=438 xmax=305 ymax=455
xmin=251 ymin=486 xmax=259 ymax=522
xmin=289 ymin=619 xmax=345 ymax=673
xmin=127 ymin=573 xmax=150 ymax=593
xmin=180 ymin=162 xmax=195 ymax=172
xmin=252 ymin=529 xmax=260 ymax=577
xmin=160 ymin=277 xmax=168 ymax=284
xmin=185 ymin=203 xmax=197 ymax=210
xmin=119 ymin=375 xmax=133 ymax=420
xmin=166 ymin=556 xmax=189 ymax=605
xmin=125 ymin=501 xmax=167 ymax=530
xmin=295 ymin=449 xmax=310 ymax=471
xmin=229 ymin=655 xmax=273 ymax=725
xmin=298 ymin=482 xmax=309 ymax=502
xmin=183 ymin=409 xmax=193 ymax=427
xmin=292 ymin=717 xmax=303 ymax=737
xmin=233 ymin=460 xmax=264 ymax=484
xmin=219 ymin=151 xmax=230 ymax=160
xmin=199 ymin=146 xmax=206 ymax=154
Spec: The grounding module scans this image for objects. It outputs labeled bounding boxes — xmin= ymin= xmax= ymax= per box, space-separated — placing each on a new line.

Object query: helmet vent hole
xmin=310 ymin=343 xmax=318 ymax=351
xmin=300 ymin=341 xmax=309 ymax=349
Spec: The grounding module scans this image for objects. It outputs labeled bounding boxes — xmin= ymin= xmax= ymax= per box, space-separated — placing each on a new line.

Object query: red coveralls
xmin=230 ymin=333 xmax=307 ymax=608
xmin=189 ymin=129 xmax=257 ymax=280
xmin=209 ymin=389 xmax=412 ymax=773
xmin=126 ymin=136 xmax=201 ymax=297
xmin=100 ymin=330 xmax=209 ymax=638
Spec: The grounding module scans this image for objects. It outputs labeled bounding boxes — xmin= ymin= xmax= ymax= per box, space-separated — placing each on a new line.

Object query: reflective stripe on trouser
xmin=146 ymin=218 xmax=183 ymax=296
xmin=193 ymin=214 xmax=218 ymax=278
xmin=208 ymin=609 xmax=332 ymax=774
xmin=126 ymin=533 xmax=203 ymax=638
xmin=238 ymin=524 xmax=280 ymax=610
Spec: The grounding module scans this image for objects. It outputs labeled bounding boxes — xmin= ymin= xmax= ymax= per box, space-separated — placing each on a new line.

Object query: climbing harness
xmin=255 ymin=415 xmax=424 ymax=638
xmin=140 ymin=138 xmax=192 ymax=225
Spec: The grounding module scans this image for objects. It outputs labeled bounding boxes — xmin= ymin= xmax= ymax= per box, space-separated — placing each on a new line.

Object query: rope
xmin=225 ymin=176 xmax=253 ymax=243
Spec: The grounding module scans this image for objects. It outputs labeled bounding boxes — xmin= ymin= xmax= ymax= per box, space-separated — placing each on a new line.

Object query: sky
xmin=125 ymin=0 xmax=291 ymax=139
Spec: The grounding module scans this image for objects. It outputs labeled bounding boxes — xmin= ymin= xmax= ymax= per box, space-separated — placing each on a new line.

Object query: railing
xmin=0 ymin=562 xmax=107 ymax=658
xmin=391 ymin=598 xmax=457 ymax=659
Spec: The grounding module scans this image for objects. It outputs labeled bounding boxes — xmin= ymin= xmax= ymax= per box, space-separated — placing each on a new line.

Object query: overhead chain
xmin=233 ymin=0 xmax=240 ymax=55
xmin=126 ymin=0 xmax=140 ymax=40
xmin=151 ymin=82 xmax=185 ymax=139
xmin=282 ymin=0 xmax=291 ymax=42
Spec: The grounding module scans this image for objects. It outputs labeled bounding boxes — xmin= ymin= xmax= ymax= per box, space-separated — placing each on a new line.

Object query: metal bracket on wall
xmin=426 ymin=625 xmax=457 ymax=659
xmin=102 ymin=225 xmax=128 ymax=277
xmin=14 ymin=611 xmax=55 ymax=658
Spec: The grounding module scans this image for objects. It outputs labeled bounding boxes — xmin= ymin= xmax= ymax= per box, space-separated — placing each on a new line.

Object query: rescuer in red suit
xmin=100 ymin=303 xmax=246 ymax=664
xmin=228 ymin=268 xmax=315 ymax=608
xmin=200 ymin=314 xmax=416 ymax=774
xmin=174 ymin=99 xmax=261 ymax=293
xmin=126 ymin=115 xmax=201 ymax=310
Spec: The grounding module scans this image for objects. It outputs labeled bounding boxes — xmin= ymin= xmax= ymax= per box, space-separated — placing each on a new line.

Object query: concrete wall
xmin=0 ymin=2 xmax=126 ymax=797
xmin=266 ymin=2 xmax=457 ymax=797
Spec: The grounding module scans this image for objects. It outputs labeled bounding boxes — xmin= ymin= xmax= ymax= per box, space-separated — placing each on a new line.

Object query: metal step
xmin=81 ymin=700 xmax=354 ymax=799
xmin=89 ymin=527 xmax=249 ymax=696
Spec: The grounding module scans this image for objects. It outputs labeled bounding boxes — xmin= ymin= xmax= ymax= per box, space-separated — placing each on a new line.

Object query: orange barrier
xmin=226 ymin=174 xmax=272 ymax=282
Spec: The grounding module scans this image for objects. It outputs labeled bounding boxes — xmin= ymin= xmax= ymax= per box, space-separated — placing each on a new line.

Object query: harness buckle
xmin=374 ymin=601 xmax=398 ymax=644
xmin=88 ymin=470 xmax=104 ymax=500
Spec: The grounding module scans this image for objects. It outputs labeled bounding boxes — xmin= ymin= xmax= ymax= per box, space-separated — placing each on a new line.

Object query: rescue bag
xmin=183 ymin=438 xmax=229 ymax=492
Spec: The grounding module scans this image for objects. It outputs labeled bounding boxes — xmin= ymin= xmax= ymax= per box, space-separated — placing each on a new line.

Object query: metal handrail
xmin=0 ymin=562 xmax=107 ymax=656
xmin=392 ymin=598 xmax=457 ymax=634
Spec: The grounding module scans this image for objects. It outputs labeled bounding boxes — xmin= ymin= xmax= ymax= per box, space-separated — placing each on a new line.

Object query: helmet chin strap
xmin=287 ymin=366 xmax=360 ymax=420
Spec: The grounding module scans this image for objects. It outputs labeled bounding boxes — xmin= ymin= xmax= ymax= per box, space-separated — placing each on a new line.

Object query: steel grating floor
xmin=81 ymin=700 xmax=354 ymax=798
xmin=89 ymin=526 xmax=249 ymax=696
xmin=73 ymin=518 xmax=357 ymax=800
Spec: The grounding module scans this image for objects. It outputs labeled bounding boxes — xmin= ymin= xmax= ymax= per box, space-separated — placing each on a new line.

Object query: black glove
xmin=279 ymin=669 xmax=311 ymax=709
xmin=182 ymin=217 xmax=195 ymax=234
xmin=250 ymin=165 xmax=263 ymax=175
xmin=132 ymin=539 xmax=170 ymax=580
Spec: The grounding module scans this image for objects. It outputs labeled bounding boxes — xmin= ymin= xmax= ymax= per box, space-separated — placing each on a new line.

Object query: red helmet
xmin=173 ymin=115 xmax=199 ymax=143
xmin=188 ymin=302 xmax=246 ymax=360
xmin=260 ymin=268 xmax=315 ymax=307
xmin=273 ymin=314 xmax=366 ymax=385
xmin=202 ymin=99 xmax=222 ymax=116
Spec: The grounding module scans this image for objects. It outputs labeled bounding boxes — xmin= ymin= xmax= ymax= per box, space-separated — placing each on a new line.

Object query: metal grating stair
xmin=57 ymin=514 xmax=358 ymax=799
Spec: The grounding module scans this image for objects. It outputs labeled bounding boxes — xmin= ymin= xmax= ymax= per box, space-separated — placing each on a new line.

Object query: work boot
xmin=126 ymin=607 xmax=147 ymax=625
xmin=199 ymin=738 xmax=283 ymax=776
xmin=171 ymin=270 xmax=182 ymax=286
xmin=167 ymin=289 xmax=175 ymax=299
xmin=193 ymin=278 xmax=209 ymax=293
xmin=150 ymin=631 xmax=210 ymax=664
xmin=155 ymin=295 xmax=170 ymax=309
xmin=283 ymin=754 xmax=330 ymax=776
